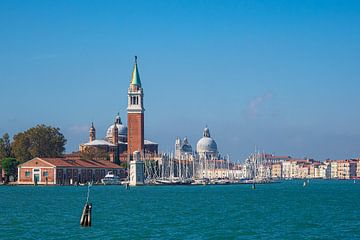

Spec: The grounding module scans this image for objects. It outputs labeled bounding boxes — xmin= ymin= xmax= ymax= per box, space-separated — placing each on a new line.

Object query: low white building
xmin=330 ymin=161 xmax=338 ymax=179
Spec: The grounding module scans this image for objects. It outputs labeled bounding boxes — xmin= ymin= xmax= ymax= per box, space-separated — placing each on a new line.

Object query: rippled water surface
xmin=1 ymin=180 xmax=360 ymax=239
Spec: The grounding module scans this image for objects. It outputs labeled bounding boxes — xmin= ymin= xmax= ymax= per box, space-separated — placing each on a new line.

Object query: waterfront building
xmin=271 ymin=163 xmax=282 ymax=178
xmin=355 ymin=159 xmax=360 ymax=178
xmin=202 ymin=168 xmax=229 ymax=179
xmin=244 ymin=153 xmax=291 ymax=179
xmin=281 ymin=159 xmax=314 ymax=179
xmin=323 ymin=160 xmax=332 ymax=179
xmin=337 ymin=160 xmax=357 ymax=179
xmin=297 ymin=164 xmax=310 ymax=179
xmin=258 ymin=163 xmax=272 ymax=179
xmin=79 ymin=57 xmax=158 ymax=163
xmin=244 ymin=155 xmax=360 ymax=180
xmin=330 ymin=161 xmax=338 ymax=179
xmin=312 ymin=162 xmax=326 ymax=178
xmin=282 ymin=160 xmax=294 ymax=179
xmin=17 ymin=157 xmax=123 ymax=185
xmin=263 ymin=155 xmax=292 ymax=163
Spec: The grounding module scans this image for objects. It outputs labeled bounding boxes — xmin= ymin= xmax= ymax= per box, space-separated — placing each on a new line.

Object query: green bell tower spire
xmin=131 ymin=56 xmax=141 ymax=86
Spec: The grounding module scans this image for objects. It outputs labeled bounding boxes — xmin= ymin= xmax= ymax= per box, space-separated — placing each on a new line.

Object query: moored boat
xmin=101 ymin=172 xmax=121 ymax=185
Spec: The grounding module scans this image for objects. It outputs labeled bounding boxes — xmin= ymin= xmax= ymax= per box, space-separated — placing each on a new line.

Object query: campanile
xmin=127 ymin=56 xmax=145 ymax=158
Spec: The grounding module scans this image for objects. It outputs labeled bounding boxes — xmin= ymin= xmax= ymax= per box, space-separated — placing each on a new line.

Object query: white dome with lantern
xmin=196 ymin=127 xmax=218 ymax=156
xmin=106 ymin=114 xmax=127 ymax=143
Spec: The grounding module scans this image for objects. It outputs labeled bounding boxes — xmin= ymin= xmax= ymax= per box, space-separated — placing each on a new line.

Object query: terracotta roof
xmin=40 ymin=158 xmax=121 ymax=169
xmin=337 ymin=159 xmax=357 ymax=163
xmin=267 ymin=156 xmax=291 ymax=159
xmin=41 ymin=158 xmax=75 ymax=167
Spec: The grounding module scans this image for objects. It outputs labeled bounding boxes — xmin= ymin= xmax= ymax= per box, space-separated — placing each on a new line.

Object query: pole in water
xmin=80 ymin=203 xmax=92 ymax=227
xmin=303 ymin=180 xmax=308 ymax=187
xmin=80 ymin=183 xmax=92 ymax=227
xmin=252 ymin=182 xmax=256 ymax=189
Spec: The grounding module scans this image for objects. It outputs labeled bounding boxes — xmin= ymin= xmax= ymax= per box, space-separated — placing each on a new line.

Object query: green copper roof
xmin=131 ymin=56 xmax=141 ymax=86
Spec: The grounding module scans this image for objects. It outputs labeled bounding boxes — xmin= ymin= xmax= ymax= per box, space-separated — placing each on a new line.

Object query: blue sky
xmin=1 ymin=0 xmax=360 ymax=161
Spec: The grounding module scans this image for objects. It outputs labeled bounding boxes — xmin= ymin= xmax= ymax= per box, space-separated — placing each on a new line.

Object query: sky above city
xmin=1 ymin=0 xmax=360 ymax=162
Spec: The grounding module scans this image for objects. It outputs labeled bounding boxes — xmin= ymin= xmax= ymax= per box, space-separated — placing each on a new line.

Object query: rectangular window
xmin=43 ymin=171 xmax=48 ymax=177
xmin=25 ymin=171 xmax=31 ymax=177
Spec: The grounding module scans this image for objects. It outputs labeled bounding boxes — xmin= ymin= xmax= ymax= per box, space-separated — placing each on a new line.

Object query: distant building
xmin=79 ymin=57 xmax=158 ymax=163
xmin=196 ymin=127 xmax=218 ymax=160
xmin=355 ymin=159 xmax=360 ymax=178
xmin=175 ymin=137 xmax=193 ymax=160
xmin=337 ymin=160 xmax=357 ymax=179
xmin=17 ymin=157 xmax=123 ymax=185
xmin=171 ymin=127 xmax=232 ymax=180
xmin=271 ymin=163 xmax=282 ymax=178
xmin=323 ymin=160 xmax=332 ymax=179
xmin=330 ymin=161 xmax=338 ymax=179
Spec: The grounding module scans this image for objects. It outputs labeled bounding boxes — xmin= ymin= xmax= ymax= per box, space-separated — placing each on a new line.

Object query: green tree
xmin=11 ymin=124 xmax=67 ymax=163
xmin=1 ymin=157 xmax=18 ymax=182
xmin=0 ymin=133 xmax=12 ymax=160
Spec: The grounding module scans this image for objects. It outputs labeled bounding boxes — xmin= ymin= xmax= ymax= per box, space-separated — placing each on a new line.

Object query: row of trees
xmin=1 ymin=124 xmax=67 ymax=182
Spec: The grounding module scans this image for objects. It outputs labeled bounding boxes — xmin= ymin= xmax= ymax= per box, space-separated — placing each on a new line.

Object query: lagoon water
xmin=1 ymin=180 xmax=360 ymax=239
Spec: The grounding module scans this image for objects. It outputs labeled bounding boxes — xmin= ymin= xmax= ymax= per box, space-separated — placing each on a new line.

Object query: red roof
xmin=337 ymin=159 xmax=358 ymax=164
xmin=40 ymin=158 xmax=122 ymax=169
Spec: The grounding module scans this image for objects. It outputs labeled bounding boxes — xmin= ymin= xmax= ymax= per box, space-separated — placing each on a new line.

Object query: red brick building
xmin=17 ymin=157 xmax=123 ymax=185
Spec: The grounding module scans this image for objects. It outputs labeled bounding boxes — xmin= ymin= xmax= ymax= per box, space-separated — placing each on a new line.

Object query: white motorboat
xmin=101 ymin=172 xmax=121 ymax=185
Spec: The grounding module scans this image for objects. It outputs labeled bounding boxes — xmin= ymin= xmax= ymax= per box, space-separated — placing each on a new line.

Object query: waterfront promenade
xmin=1 ymin=180 xmax=359 ymax=239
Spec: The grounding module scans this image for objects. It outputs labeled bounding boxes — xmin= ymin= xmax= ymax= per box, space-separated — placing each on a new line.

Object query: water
xmin=1 ymin=180 xmax=360 ymax=239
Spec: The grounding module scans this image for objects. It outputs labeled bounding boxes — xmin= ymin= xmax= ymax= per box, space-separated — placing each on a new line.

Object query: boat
xmin=155 ymin=178 xmax=182 ymax=185
xmin=192 ymin=179 xmax=209 ymax=185
xmin=101 ymin=172 xmax=121 ymax=185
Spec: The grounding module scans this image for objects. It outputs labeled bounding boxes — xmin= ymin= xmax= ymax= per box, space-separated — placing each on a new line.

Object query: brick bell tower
xmin=127 ymin=56 xmax=144 ymax=159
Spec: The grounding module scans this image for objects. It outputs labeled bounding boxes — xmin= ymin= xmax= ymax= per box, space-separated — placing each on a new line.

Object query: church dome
xmin=181 ymin=137 xmax=193 ymax=153
xmin=106 ymin=114 xmax=127 ymax=142
xmin=196 ymin=127 xmax=218 ymax=154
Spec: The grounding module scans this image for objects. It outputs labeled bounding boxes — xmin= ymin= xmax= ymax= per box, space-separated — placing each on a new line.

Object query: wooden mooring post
xmin=80 ymin=183 xmax=92 ymax=227
xmin=80 ymin=203 xmax=92 ymax=227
